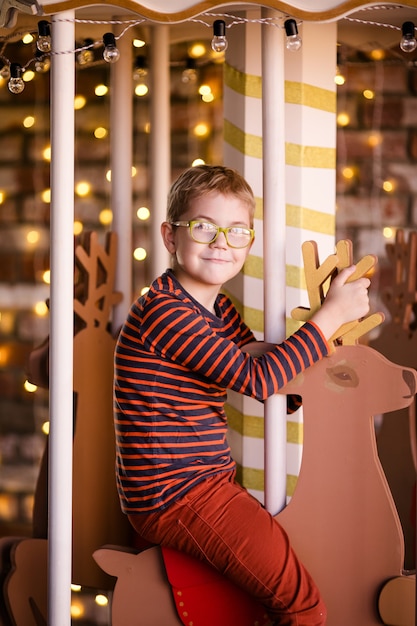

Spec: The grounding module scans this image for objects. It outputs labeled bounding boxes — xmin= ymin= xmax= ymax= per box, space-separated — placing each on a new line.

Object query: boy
xmin=114 ymin=165 xmax=370 ymax=625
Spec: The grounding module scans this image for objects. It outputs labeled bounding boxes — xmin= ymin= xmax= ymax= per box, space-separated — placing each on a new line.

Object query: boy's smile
xmin=161 ymin=191 xmax=254 ymax=312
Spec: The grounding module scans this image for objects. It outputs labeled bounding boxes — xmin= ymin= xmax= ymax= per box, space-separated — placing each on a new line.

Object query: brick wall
xmin=1 ymin=35 xmax=414 ymax=537
xmin=0 ymin=36 xmax=224 ymax=537
xmin=336 ymin=55 xmax=417 ymax=288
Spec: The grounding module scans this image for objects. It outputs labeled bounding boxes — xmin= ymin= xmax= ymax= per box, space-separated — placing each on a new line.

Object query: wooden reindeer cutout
xmin=2 ymin=232 xmax=131 ymax=625
xmin=277 ymin=346 xmax=415 ymax=625
xmin=279 ymin=239 xmax=416 ymax=625
xmin=93 ymin=240 xmax=417 ymax=626
xmin=72 ymin=231 xmax=131 ymax=589
xmin=94 ymin=544 xmax=271 ymax=626
xmin=370 ymin=229 xmax=417 ymax=571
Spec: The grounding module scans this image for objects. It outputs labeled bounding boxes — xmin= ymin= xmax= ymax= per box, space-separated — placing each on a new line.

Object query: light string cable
xmin=342 ymin=3 xmax=403 ymax=33
xmin=0 ymin=7 xmax=416 ymax=76
xmin=342 ymin=6 xmax=417 ymax=57
xmin=0 ymin=10 xmax=294 ymax=64
xmin=191 ymin=11 xmax=288 ymax=28
xmin=51 ymin=16 xmax=146 ymax=58
xmin=0 ymin=16 xmax=146 ymax=73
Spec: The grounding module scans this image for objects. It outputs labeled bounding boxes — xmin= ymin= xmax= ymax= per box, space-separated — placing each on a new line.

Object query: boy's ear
xmin=161 ymin=221 xmax=176 ymax=254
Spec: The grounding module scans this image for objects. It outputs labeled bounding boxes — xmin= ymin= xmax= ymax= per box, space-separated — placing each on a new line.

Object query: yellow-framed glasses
xmin=171 ymin=220 xmax=254 ymax=249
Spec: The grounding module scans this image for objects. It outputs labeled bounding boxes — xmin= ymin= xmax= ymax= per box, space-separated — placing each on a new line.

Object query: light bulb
xmin=284 ymin=19 xmax=302 ymax=51
xmin=77 ymin=39 xmax=94 ymax=65
xmin=335 ymin=51 xmax=345 ymax=86
xmin=37 ymin=20 xmax=51 ymax=53
xmin=35 ymin=52 xmax=51 ymax=73
xmin=400 ymin=21 xmax=417 ymax=53
xmin=103 ymin=32 xmax=120 ymax=63
xmin=8 ymin=64 xmax=24 ymax=94
xmin=0 ymin=61 xmax=10 ymax=80
xmin=335 ymin=66 xmax=345 ymax=86
xmin=34 ymin=49 xmax=50 ymax=73
xmin=211 ymin=20 xmax=228 ymax=53
xmin=133 ymin=55 xmax=148 ymax=81
xmin=182 ymin=58 xmax=197 ymax=84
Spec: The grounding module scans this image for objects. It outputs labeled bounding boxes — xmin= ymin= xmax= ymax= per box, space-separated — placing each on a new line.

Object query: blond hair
xmin=166 ymin=165 xmax=256 ymax=225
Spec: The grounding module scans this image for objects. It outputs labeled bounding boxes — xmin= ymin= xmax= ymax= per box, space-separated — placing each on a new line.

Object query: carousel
xmin=1 ymin=0 xmax=417 ymax=624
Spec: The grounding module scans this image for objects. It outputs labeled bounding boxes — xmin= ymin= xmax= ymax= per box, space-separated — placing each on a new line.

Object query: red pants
xmin=128 ymin=471 xmax=326 ymax=625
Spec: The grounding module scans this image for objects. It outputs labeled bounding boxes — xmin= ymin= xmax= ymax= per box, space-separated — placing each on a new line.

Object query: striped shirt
xmin=114 ymin=270 xmax=329 ymax=514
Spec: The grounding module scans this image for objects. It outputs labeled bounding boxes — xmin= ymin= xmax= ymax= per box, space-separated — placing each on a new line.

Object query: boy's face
xmin=162 ymin=191 xmax=254 ymax=298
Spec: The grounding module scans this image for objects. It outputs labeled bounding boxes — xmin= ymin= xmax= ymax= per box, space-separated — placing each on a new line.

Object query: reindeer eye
xmin=326 ymin=364 xmax=359 ymax=388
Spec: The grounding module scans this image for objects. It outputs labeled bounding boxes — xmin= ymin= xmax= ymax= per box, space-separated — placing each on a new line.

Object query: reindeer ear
xmin=93 ymin=546 xmax=138 ymax=577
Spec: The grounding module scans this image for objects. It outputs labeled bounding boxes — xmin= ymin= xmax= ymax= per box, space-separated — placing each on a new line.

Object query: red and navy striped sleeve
xmin=133 ymin=290 xmax=327 ymax=400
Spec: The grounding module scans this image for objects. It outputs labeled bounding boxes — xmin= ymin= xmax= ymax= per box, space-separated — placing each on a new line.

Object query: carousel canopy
xmin=9 ymin=0 xmax=417 ymax=25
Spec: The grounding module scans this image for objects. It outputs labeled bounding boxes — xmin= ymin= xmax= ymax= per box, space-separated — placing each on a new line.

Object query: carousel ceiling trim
xmin=36 ymin=0 xmax=417 ymax=23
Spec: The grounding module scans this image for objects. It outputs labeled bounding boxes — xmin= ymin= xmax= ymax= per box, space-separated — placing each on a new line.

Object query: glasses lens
xmin=190 ymin=222 xmax=218 ymax=243
xmin=190 ymin=221 xmax=253 ymax=248
xmin=227 ymin=227 xmax=252 ymax=248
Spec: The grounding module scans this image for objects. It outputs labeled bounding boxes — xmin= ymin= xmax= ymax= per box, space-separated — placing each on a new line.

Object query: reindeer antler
xmin=74 ymin=231 xmax=122 ymax=330
xmin=383 ymin=229 xmax=417 ymax=332
xmin=291 ymin=240 xmax=384 ymax=350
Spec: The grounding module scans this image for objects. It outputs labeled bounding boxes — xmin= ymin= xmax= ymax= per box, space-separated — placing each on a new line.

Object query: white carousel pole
xmin=110 ymin=22 xmax=133 ymax=335
xmin=261 ymin=10 xmax=288 ymax=515
xmin=149 ymin=25 xmax=170 ymax=280
xmin=48 ymin=11 xmax=75 ymax=625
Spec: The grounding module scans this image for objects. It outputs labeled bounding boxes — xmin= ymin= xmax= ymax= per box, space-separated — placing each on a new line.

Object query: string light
xmin=77 ymin=39 xmax=95 ymax=65
xmin=0 ymin=9 xmax=413 ymax=97
xmin=133 ymin=55 xmax=148 ymax=95
xmin=23 ymin=115 xmax=35 ymax=128
xmin=133 ymin=55 xmax=147 ymax=81
xmin=211 ymin=20 xmax=228 ymax=53
xmin=334 ymin=68 xmax=345 ymax=85
xmin=102 ymin=33 xmax=120 ymax=63
xmin=35 ymin=50 xmax=51 ymax=73
xmin=134 ymin=82 xmax=148 ymax=97
xmin=0 ymin=61 xmax=10 ymax=80
xmin=95 ymin=83 xmax=108 ymax=96
xmin=189 ymin=43 xmax=206 ymax=58
xmin=284 ymin=19 xmax=302 ymax=51
xmin=133 ymin=247 xmax=147 ymax=261
xmin=182 ymin=57 xmax=197 ymax=84
xmin=22 ymin=33 xmax=34 ymax=45
xmin=37 ymin=20 xmax=52 ymax=53
xmin=400 ymin=21 xmax=417 ymax=53
xmin=335 ymin=50 xmax=346 ymax=86
xmin=74 ymin=95 xmax=86 ymax=110
xmin=8 ymin=63 xmax=24 ymax=94
xmin=23 ymin=69 xmax=35 ymax=83
xmin=136 ymin=206 xmax=150 ymax=220
xmin=24 ymin=380 xmax=37 ymax=393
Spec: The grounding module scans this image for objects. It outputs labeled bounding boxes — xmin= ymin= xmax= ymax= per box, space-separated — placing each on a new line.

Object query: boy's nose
xmin=211 ymin=230 xmax=228 ymax=248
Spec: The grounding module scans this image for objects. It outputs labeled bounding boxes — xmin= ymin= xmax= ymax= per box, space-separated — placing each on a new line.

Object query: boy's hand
xmin=310 ymin=266 xmax=370 ymax=341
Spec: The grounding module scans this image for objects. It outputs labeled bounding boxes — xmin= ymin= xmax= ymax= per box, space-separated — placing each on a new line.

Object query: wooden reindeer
xmin=94 ymin=240 xmax=417 ymax=626
xmin=1 ymin=232 xmax=131 ymax=625
xmin=370 ymin=229 xmax=417 ymax=571
xmin=71 ymin=231 xmax=131 ymax=590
